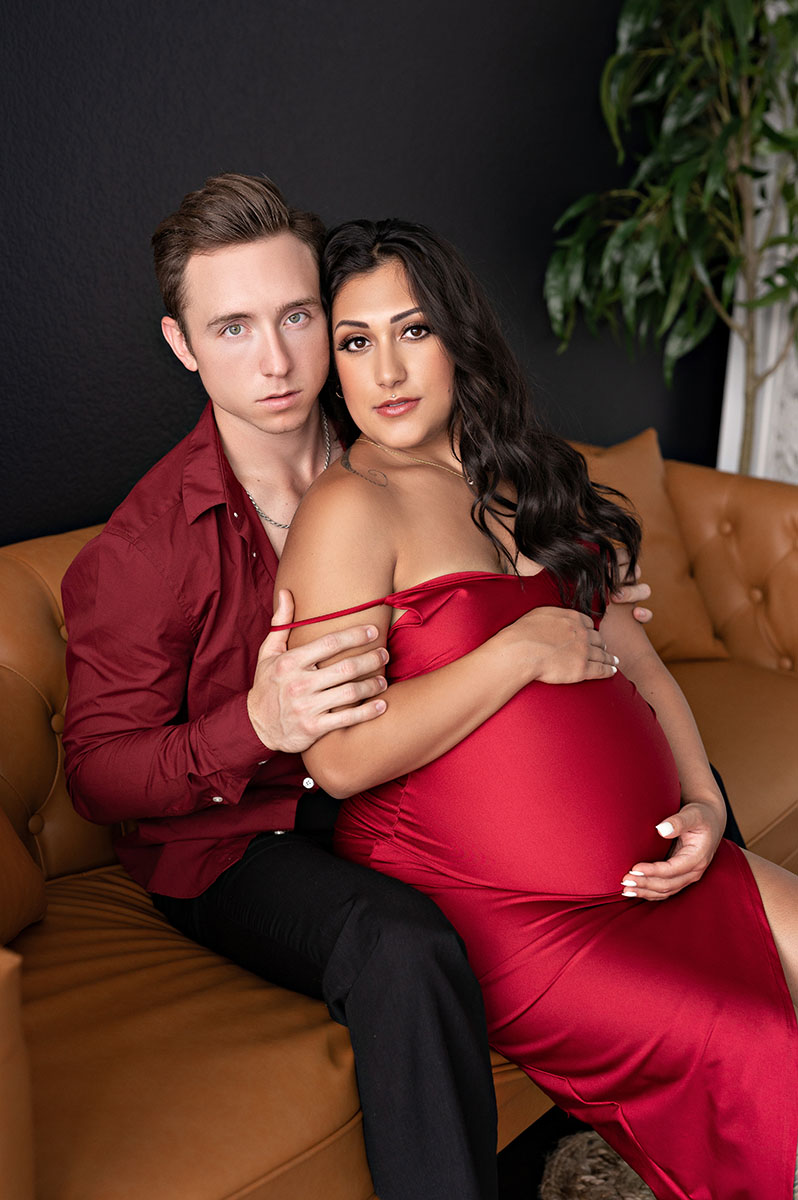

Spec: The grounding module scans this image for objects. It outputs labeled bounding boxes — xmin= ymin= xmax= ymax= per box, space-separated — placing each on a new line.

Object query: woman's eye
xmin=404 ymin=324 xmax=430 ymax=340
xmin=340 ymin=335 xmax=369 ymax=352
xmin=224 ymin=323 xmax=244 ymax=337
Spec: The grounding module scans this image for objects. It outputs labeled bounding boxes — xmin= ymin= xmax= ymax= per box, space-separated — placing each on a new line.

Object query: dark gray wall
xmin=2 ymin=0 xmax=727 ymax=546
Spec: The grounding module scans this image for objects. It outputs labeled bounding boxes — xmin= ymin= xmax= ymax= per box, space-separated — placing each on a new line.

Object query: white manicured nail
xmin=629 ymin=870 xmax=645 ymax=876
xmin=622 ymin=889 xmax=637 ymax=898
xmin=656 ymin=820 xmax=675 ymax=837
xmin=621 ymin=878 xmax=638 ymax=888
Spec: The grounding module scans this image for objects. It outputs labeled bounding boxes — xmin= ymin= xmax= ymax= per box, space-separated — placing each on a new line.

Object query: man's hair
xmin=152 ymin=173 xmax=326 ymax=331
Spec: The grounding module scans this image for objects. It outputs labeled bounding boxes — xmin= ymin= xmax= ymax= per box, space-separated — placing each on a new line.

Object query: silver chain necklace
xmin=245 ymin=410 xmax=331 ymax=530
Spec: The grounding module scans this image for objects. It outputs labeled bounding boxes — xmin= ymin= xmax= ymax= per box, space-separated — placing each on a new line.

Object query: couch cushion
xmin=0 ymin=806 xmax=46 ymax=945
xmin=670 ymin=659 xmax=798 ymax=873
xmin=572 ymin=429 xmax=727 ymax=663
xmin=0 ymin=949 xmax=35 ymax=1200
xmin=11 ymin=866 xmax=546 ymax=1200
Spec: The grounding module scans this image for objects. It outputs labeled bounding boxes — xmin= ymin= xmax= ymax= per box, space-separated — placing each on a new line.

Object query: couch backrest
xmin=0 ymin=527 xmax=114 ymax=880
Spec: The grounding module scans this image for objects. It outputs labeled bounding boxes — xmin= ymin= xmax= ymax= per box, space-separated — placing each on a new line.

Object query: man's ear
xmin=161 ymin=316 xmax=198 ymax=372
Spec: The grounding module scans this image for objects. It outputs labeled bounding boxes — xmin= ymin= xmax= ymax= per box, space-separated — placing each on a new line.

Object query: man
xmin=61 ymin=173 xmax=683 ymax=1200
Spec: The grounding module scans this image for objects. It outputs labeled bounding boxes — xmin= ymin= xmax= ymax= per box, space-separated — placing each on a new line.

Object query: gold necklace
xmin=358 ymin=436 xmax=473 ymax=484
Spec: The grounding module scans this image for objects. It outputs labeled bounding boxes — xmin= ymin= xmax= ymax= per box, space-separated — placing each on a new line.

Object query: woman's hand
xmin=504 ymin=606 xmax=619 ymax=685
xmin=620 ymin=799 xmax=726 ymax=901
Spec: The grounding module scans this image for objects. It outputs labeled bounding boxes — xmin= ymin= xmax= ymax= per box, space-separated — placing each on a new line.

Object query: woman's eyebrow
xmin=333 ymin=307 xmax=422 ymax=334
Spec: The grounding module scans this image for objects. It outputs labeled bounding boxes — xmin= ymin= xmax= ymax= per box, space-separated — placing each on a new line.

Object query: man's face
xmin=162 ymin=232 xmax=330 ymax=440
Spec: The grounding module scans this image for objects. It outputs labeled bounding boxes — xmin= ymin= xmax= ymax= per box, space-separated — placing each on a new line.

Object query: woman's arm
xmin=276 ymin=475 xmax=618 ymax=797
xmin=601 ymin=602 xmax=726 ymax=900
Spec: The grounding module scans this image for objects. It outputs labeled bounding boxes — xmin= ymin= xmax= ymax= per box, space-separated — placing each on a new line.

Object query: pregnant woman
xmin=275 ymin=217 xmax=798 ymax=1199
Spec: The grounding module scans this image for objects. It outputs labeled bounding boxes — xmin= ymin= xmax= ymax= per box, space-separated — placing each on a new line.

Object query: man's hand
xmin=611 ymin=559 xmax=652 ymax=624
xmin=620 ymin=800 xmax=726 ymax=900
xmin=247 ymin=590 xmax=389 ymax=753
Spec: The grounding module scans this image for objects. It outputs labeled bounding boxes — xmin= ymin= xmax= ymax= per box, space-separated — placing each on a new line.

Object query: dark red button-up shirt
xmin=62 ymin=402 xmax=309 ymax=897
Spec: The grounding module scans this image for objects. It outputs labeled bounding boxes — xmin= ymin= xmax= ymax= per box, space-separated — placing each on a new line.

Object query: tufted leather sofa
xmin=2 ymin=428 xmax=797 ymax=1199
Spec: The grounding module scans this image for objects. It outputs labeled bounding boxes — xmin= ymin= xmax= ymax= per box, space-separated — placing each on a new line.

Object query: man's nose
xmin=259 ymin=330 xmax=291 ymax=377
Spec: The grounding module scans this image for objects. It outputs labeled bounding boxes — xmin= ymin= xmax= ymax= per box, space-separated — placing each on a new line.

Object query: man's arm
xmin=63 ymin=536 xmax=388 ymax=825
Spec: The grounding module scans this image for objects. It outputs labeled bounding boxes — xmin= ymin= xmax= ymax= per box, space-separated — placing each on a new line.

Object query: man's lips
xmin=375 ymin=397 xmax=419 ymax=415
xmin=256 ymin=391 xmax=300 ymax=408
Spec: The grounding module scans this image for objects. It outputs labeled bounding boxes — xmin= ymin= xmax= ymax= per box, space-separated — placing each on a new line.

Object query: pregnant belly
xmin=339 ymin=673 xmax=680 ymax=897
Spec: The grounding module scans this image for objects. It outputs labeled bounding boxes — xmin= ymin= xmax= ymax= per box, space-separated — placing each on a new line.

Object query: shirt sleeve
xmin=62 ymin=532 xmax=270 ymax=824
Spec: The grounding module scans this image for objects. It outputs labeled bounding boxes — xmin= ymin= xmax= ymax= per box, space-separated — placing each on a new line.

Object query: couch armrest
xmin=0 ymin=948 xmax=35 ymax=1200
xmin=665 ymin=460 xmax=798 ymax=676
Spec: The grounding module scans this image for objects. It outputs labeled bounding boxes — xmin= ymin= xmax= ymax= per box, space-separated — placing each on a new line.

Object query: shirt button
xmin=302 ymin=776 xmax=315 ymax=789
xmin=233 ymin=511 xmax=239 ymax=519
xmin=252 ymin=551 xmax=257 ymax=558
xmin=211 ymin=795 xmax=225 ymax=804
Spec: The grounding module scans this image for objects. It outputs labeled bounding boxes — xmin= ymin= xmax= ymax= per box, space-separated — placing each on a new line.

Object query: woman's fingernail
xmin=656 ymin=820 xmax=675 ymax=837
xmin=622 ymin=889 xmax=637 ymax=898
xmin=613 ymin=655 xmax=620 ymax=665
xmin=621 ymin=878 xmax=638 ymax=888
xmin=629 ymin=870 xmax=645 ymax=876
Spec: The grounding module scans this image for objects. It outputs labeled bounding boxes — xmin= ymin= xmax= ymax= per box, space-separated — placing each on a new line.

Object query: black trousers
xmin=152 ymin=817 xmax=499 ymax=1200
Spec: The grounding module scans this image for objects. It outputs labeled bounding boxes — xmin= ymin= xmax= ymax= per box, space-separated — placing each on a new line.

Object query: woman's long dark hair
xmin=323 ymin=219 xmax=640 ymax=616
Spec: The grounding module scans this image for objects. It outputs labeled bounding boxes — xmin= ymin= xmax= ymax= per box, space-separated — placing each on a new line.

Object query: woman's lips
xmin=375 ymin=397 xmax=419 ymax=416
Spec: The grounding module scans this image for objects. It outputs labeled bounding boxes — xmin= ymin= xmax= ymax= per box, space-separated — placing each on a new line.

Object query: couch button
xmin=719 ymin=519 xmax=733 ymax=535
xmin=28 ymin=813 xmax=44 ymax=835
xmin=59 ymin=624 xmax=68 ymax=641
xmin=750 ymin=586 xmax=764 ymax=603
xmin=50 ymin=713 xmax=65 ymax=733
xmin=779 ymin=656 xmax=794 ymax=671
xmin=211 ymin=795 xmax=225 ymax=804
xmin=302 ymin=776 xmax=315 ymax=789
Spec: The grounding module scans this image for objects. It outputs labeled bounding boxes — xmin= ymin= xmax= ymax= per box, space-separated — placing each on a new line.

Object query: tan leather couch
xmin=2 ymin=428 xmax=797 ymax=1199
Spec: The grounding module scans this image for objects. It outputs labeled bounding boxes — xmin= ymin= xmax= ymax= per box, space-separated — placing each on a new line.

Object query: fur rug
xmin=539 ymin=1129 xmax=798 ymax=1198
xmin=539 ymin=1131 xmax=654 ymax=1200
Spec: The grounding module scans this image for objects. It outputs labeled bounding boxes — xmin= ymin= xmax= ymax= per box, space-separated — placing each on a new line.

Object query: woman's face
xmin=331 ymin=258 xmax=455 ymax=451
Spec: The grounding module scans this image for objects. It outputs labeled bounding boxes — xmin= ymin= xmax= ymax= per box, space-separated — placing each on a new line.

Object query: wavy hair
xmin=322 ymin=218 xmax=640 ymax=615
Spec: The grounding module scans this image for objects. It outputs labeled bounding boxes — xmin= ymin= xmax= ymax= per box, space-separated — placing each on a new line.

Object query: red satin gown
xmin=301 ymin=570 xmax=797 ymax=1199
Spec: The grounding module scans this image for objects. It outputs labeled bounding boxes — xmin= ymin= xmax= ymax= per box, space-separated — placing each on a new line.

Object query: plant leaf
xmin=553 ymin=193 xmax=600 ymax=233
xmin=663 ymin=303 xmax=716 ymax=386
xmin=657 ymin=251 xmax=693 ymax=335
xmin=722 ymin=0 xmax=754 ymax=55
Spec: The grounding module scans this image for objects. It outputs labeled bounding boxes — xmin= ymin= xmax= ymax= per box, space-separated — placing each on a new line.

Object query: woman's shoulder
xmin=280 ymin=450 xmax=397 ymax=580
xmin=296 ymin=448 xmax=395 ymax=527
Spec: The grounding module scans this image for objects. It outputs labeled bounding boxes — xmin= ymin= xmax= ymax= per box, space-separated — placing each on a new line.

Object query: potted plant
xmin=544 ymin=0 xmax=798 ymax=474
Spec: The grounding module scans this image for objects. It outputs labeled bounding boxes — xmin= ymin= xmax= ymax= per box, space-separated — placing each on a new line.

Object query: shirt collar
xmin=181 ymin=401 xmax=243 ymax=525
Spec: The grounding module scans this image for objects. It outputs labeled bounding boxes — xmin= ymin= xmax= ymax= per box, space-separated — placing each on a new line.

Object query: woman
xmin=275 ymin=219 xmax=798 ymax=1199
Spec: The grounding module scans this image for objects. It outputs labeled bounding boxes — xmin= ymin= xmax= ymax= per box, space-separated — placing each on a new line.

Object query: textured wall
xmin=2 ymin=0 xmax=727 ymax=546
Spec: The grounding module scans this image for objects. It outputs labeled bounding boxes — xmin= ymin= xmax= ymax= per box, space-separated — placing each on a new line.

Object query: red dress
xmin=313 ymin=570 xmax=796 ymax=1199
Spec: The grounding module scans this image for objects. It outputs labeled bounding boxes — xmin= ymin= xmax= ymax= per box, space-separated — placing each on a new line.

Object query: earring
xmin=335 ymin=384 xmax=344 ymax=399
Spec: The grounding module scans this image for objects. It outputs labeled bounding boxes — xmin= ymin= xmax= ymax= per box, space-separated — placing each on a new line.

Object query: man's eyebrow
xmin=333 ymin=307 xmax=422 ymax=334
xmin=280 ymin=296 xmax=321 ymax=315
xmin=206 ymin=311 xmax=251 ymax=331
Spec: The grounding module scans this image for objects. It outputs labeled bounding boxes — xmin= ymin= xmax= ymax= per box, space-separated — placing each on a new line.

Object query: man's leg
xmin=152 ymin=830 xmax=498 ymax=1200
xmin=712 ymin=764 xmax=746 ymax=847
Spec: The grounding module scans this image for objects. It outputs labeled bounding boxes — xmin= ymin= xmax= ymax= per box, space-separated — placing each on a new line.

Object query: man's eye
xmin=224 ymin=323 xmax=244 ymax=337
xmin=286 ymin=312 xmax=308 ymax=326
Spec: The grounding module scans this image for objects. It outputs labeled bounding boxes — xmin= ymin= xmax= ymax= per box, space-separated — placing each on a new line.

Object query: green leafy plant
xmin=544 ymin=0 xmax=798 ymax=473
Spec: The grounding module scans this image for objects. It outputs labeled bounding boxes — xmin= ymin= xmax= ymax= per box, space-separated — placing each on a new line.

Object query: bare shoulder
xmin=277 ymin=456 xmax=398 ymax=623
